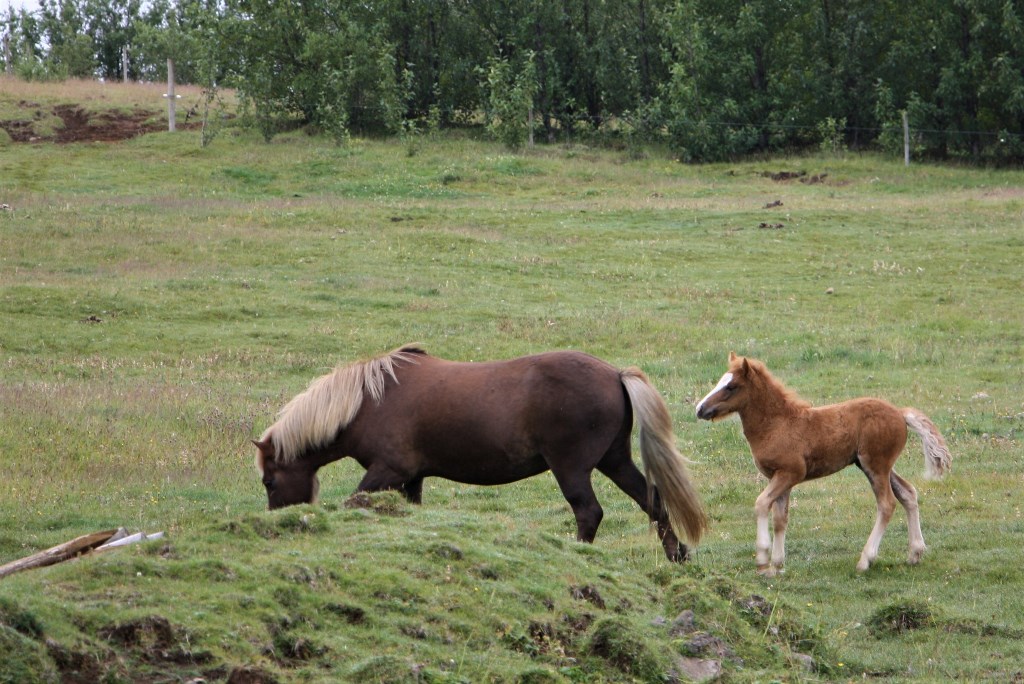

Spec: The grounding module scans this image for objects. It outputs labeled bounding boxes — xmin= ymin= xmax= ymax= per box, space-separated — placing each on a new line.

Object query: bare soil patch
xmin=1 ymin=102 xmax=196 ymax=143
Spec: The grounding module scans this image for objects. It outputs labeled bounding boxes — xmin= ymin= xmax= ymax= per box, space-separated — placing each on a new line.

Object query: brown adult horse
xmin=696 ymin=353 xmax=951 ymax=575
xmin=254 ymin=345 xmax=707 ymax=562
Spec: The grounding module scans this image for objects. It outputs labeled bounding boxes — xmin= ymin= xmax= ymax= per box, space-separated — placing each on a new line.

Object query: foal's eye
xmin=724 ymin=384 xmax=737 ymax=393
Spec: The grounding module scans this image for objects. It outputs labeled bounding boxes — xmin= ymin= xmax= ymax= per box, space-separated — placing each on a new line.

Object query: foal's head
xmin=695 ymin=351 xmax=758 ymax=421
xmin=253 ymin=436 xmax=320 ymax=510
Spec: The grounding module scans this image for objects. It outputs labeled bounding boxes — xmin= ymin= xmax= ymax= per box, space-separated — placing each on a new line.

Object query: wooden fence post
xmin=167 ymin=59 xmax=176 ymax=132
xmin=528 ymin=104 xmax=534 ymax=148
xmin=902 ymin=111 xmax=910 ymax=166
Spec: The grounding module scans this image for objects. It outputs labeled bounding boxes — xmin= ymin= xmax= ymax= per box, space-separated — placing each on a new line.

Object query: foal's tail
xmin=904 ymin=409 xmax=952 ymax=480
xmin=620 ymin=368 xmax=708 ymax=546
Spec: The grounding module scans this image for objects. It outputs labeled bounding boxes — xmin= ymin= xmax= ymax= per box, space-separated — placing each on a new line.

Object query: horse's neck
xmin=739 ymin=382 xmax=802 ymax=435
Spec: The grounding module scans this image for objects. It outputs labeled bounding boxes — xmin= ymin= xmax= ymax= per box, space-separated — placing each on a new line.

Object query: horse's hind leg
xmin=890 ymin=471 xmax=926 ymax=564
xmin=597 ymin=456 xmax=686 ymax=562
xmin=856 ymin=459 xmax=897 ymax=572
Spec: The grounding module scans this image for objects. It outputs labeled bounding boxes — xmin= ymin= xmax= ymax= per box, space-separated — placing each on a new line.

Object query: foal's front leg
xmin=754 ymin=476 xmax=796 ymax=576
xmin=770 ymin=491 xmax=791 ymax=570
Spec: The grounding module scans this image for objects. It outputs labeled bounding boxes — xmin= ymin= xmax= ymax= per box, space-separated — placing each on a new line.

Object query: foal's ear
xmin=741 ymin=358 xmax=751 ymax=374
xmin=728 ymin=350 xmax=738 ymax=362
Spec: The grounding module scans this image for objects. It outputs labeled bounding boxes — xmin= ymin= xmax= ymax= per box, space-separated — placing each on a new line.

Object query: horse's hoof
xmin=756 ymin=564 xmax=777 ymax=577
xmin=908 ymin=545 xmax=926 ymax=565
xmin=669 ymin=545 xmax=691 ymax=563
xmin=855 ymin=560 xmax=870 ymax=572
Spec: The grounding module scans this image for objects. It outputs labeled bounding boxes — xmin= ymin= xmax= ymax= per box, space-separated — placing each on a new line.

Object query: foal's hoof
xmin=908 ymin=546 xmax=926 ymax=565
xmin=756 ymin=564 xmax=781 ymax=578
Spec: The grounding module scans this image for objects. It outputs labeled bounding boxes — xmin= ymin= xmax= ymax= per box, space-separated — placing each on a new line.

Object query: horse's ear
xmin=252 ymin=438 xmax=273 ymax=456
xmin=741 ymin=358 xmax=751 ymax=374
xmin=728 ymin=351 xmax=737 ymax=362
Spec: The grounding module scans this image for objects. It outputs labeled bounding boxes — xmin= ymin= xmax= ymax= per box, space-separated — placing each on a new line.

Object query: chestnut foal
xmin=697 ymin=353 xmax=951 ymax=575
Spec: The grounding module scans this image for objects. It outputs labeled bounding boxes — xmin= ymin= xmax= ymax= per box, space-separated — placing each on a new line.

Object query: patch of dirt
xmin=227 ymin=665 xmax=280 ymax=684
xmin=569 ymin=584 xmax=606 ymax=609
xmin=0 ymin=103 xmax=197 ymax=143
xmin=99 ymin=615 xmax=212 ymax=666
xmin=761 ymin=170 xmax=830 ymax=184
xmin=46 ymin=639 xmax=119 ymax=684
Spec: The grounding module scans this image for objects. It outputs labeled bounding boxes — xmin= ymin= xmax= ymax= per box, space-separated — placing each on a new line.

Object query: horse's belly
xmin=427 ymin=452 xmax=549 ymax=486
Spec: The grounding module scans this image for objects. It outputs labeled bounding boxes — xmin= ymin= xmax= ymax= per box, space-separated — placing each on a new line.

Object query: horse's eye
xmin=724 ymin=384 xmax=737 ymax=393
xmin=262 ymin=476 xmax=275 ymax=490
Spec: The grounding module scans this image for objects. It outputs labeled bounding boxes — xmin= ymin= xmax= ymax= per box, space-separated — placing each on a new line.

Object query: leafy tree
xmin=220 ymin=0 xmax=406 ymax=142
xmin=483 ymin=51 xmax=537 ymax=148
xmin=660 ymin=0 xmax=799 ymax=160
xmin=36 ymin=0 xmax=94 ymax=77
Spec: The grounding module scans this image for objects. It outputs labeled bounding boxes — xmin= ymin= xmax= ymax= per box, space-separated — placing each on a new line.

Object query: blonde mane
xmin=262 ymin=345 xmax=424 ymax=462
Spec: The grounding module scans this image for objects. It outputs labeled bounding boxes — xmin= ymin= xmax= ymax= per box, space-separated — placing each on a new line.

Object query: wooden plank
xmin=0 ymin=529 xmax=119 ymax=579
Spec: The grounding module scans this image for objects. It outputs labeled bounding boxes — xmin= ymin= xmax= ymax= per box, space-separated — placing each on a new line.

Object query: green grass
xmin=1 ymin=80 xmax=1023 ymax=682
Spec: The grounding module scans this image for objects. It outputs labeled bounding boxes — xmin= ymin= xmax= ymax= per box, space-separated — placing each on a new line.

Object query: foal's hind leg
xmin=890 ymin=471 xmax=926 ymax=564
xmin=856 ymin=460 xmax=898 ymax=572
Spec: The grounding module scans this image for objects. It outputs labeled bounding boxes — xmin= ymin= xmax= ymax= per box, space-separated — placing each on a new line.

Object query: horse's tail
xmin=904 ymin=409 xmax=952 ymax=480
xmin=620 ymin=368 xmax=707 ymax=546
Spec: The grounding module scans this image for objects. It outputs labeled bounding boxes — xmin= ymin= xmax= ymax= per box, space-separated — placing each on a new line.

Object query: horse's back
xmin=411 ymin=351 xmax=627 ymax=428
xmin=811 ymin=397 xmax=909 ymax=456
xmin=345 ymin=350 xmax=630 ymax=485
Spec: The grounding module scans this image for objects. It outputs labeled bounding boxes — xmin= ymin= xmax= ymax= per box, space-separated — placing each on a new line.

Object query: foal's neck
xmin=739 ymin=375 xmax=806 ymax=430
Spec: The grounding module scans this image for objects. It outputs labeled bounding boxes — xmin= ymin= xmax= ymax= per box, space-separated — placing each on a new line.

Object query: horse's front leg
xmin=754 ymin=476 xmax=795 ymax=577
xmin=550 ymin=468 xmax=603 ymax=544
xmin=355 ymin=463 xmax=416 ymax=499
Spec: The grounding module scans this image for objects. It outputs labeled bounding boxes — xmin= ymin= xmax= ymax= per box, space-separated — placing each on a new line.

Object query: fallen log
xmin=0 ymin=529 xmax=119 ymax=579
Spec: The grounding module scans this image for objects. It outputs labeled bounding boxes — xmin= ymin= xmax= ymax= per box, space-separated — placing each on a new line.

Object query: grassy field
xmin=1 ymin=78 xmax=1022 ymax=682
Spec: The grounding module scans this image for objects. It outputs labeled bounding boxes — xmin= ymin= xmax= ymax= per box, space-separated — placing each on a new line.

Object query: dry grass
xmin=0 ymin=75 xmax=221 ymax=109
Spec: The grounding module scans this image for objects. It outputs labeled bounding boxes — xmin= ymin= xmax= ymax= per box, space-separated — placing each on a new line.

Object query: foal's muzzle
xmin=696 ymin=404 xmax=717 ymax=421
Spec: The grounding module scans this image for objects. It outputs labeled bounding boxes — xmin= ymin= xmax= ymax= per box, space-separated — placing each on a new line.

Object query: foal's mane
xmin=742 ymin=357 xmax=812 ymax=412
xmin=262 ymin=344 xmax=425 ymax=462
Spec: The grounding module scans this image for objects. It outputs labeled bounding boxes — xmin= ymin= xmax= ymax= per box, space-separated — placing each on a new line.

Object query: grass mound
xmin=0 ymin=505 xmax=841 ymax=682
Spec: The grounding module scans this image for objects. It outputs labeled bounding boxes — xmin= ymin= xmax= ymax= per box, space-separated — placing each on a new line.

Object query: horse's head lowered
xmin=253 ymin=436 xmax=320 ymax=509
xmin=252 ymin=345 xmax=424 ymax=510
xmin=695 ymin=351 xmax=756 ymax=421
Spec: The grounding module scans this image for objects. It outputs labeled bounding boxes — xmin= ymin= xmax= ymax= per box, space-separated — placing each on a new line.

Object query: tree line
xmin=4 ymin=0 xmax=1024 ymax=162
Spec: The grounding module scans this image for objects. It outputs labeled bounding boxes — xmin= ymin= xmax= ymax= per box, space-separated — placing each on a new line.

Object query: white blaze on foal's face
xmin=696 ymin=372 xmax=733 ymax=416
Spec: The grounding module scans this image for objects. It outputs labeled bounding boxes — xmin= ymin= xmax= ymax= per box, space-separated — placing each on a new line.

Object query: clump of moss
xmin=586 ymin=616 xmax=666 ymax=681
xmin=344 ymin=490 xmax=410 ymax=516
xmin=0 ymin=596 xmax=45 ymax=638
xmin=868 ymin=600 xmax=937 ymax=636
xmin=0 ymin=625 xmax=59 ymax=684
xmin=346 ymin=654 xmax=421 ymax=683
